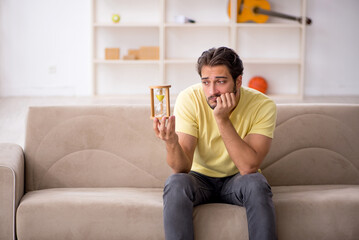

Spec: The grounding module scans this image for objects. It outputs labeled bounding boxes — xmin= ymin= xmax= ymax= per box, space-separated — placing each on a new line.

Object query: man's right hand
xmin=153 ymin=115 xmax=178 ymax=146
xmin=153 ymin=115 xmax=197 ymax=173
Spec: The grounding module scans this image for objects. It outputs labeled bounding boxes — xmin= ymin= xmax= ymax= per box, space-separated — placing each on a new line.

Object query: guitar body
xmin=228 ymin=0 xmax=271 ymax=23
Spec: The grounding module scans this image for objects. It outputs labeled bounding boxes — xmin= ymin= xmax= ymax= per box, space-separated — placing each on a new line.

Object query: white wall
xmin=0 ymin=0 xmax=91 ymax=96
xmin=0 ymin=0 xmax=358 ymax=97
xmin=305 ymin=0 xmax=359 ymax=96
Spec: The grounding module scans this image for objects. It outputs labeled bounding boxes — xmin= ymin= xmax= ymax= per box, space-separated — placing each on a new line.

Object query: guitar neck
xmin=253 ymin=7 xmax=312 ymax=25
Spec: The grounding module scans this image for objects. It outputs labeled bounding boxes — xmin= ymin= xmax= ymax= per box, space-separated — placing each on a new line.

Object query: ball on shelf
xmin=248 ymin=76 xmax=268 ymax=94
xmin=112 ymin=14 xmax=120 ymax=23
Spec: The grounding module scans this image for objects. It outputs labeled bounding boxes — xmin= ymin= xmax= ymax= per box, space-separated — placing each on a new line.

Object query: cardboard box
xmin=123 ymin=55 xmax=136 ymax=60
xmin=127 ymin=49 xmax=139 ymax=59
xmin=105 ymin=48 xmax=120 ymax=60
xmin=139 ymin=46 xmax=159 ymax=60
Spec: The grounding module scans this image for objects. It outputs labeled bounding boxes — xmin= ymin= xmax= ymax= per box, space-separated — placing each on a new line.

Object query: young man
xmin=153 ymin=47 xmax=277 ymax=240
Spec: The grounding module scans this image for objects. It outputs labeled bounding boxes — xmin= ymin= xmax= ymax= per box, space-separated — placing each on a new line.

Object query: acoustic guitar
xmin=228 ymin=0 xmax=312 ymax=25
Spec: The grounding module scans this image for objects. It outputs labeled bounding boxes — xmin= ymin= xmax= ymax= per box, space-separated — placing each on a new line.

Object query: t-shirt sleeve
xmin=173 ymin=90 xmax=199 ymax=138
xmin=248 ymin=99 xmax=277 ymax=138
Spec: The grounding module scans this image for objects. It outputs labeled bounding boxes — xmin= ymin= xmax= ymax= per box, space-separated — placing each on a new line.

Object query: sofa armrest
xmin=0 ymin=143 xmax=24 ymax=240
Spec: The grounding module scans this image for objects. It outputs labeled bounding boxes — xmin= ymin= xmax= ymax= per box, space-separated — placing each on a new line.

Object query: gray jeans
xmin=163 ymin=171 xmax=277 ymax=240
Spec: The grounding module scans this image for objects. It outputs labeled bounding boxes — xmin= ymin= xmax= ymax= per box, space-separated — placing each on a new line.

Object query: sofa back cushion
xmin=24 ymin=105 xmax=172 ymax=192
xmin=262 ymin=104 xmax=359 ymax=186
xmin=25 ymin=104 xmax=359 ymax=191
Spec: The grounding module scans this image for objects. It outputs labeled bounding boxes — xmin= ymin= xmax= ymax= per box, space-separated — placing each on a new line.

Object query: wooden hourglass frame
xmin=149 ymin=85 xmax=171 ymax=119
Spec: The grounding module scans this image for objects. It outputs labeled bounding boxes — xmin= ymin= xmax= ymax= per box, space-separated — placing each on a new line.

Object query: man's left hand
xmin=213 ymin=92 xmax=238 ymax=120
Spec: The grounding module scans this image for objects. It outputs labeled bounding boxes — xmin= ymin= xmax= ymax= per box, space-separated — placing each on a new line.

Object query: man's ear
xmin=236 ymin=75 xmax=242 ymax=89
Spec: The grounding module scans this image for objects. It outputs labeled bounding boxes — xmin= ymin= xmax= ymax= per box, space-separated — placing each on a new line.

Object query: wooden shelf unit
xmin=91 ymin=0 xmax=308 ymax=99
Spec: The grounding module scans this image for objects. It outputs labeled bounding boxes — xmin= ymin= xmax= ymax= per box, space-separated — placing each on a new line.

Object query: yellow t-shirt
xmin=174 ymin=83 xmax=277 ymax=177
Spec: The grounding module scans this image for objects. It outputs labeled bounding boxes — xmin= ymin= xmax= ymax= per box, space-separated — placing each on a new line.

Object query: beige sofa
xmin=1 ymin=104 xmax=358 ymax=240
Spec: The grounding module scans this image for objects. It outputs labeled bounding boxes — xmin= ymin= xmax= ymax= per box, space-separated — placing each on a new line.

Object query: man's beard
xmin=206 ymin=86 xmax=238 ymax=110
xmin=206 ymin=95 xmax=221 ymax=109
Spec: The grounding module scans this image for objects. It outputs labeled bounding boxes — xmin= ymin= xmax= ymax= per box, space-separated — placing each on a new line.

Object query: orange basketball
xmin=248 ymin=76 xmax=268 ymax=94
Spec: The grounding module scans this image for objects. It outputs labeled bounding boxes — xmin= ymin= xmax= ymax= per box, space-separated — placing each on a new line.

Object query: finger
xmin=167 ymin=115 xmax=176 ymax=135
xmin=159 ymin=117 xmax=168 ymax=138
xmin=221 ymin=93 xmax=229 ymax=108
xmin=224 ymin=92 xmax=235 ymax=107
xmin=216 ymin=96 xmax=222 ymax=107
xmin=153 ymin=118 xmax=160 ymax=136
xmin=160 ymin=116 xmax=168 ymax=128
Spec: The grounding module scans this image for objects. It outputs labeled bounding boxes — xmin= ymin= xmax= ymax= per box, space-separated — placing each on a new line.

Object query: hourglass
xmin=149 ymin=85 xmax=171 ymax=119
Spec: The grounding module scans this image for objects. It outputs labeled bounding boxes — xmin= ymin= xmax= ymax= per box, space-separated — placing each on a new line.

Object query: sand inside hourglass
xmin=156 ymin=94 xmax=165 ymax=102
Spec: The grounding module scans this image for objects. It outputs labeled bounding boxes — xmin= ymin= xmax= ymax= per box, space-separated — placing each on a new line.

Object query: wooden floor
xmin=1 ymin=96 xmax=359 ymax=147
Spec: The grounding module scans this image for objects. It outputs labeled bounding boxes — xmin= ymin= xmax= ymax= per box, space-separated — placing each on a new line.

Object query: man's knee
xmin=164 ymin=173 xmax=195 ymax=202
xmin=165 ymin=173 xmax=193 ymax=189
xmin=233 ymin=173 xmax=272 ymax=198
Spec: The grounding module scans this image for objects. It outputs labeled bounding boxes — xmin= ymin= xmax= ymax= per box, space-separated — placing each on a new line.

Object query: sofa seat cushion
xmin=16 ymin=185 xmax=359 ymax=240
xmin=189 ymin=185 xmax=359 ymax=240
xmin=273 ymin=185 xmax=359 ymax=240
xmin=16 ymin=188 xmax=164 ymax=240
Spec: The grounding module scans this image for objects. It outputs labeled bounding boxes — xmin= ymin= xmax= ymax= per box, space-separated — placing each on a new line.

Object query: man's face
xmin=201 ymin=65 xmax=242 ymax=109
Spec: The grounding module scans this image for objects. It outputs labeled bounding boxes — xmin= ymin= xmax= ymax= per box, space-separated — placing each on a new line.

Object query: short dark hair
xmin=197 ymin=47 xmax=244 ymax=82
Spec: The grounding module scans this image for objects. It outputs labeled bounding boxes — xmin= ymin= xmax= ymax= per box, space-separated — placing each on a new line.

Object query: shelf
xmin=165 ymin=59 xmax=197 ymax=64
xmin=163 ymin=23 xmax=301 ymax=29
xmin=94 ymin=58 xmax=300 ymax=65
xmin=243 ymin=58 xmax=301 ymax=64
xmin=164 ymin=23 xmax=229 ymax=28
xmin=164 ymin=59 xmax=301 ymax=65
xmin=236 ymin=23 xmax=303 ymax=29
xmin=94 ymin=23 xmax=159 ymax=28
xmin=94 ymin=59 xmax=159 ymax=64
